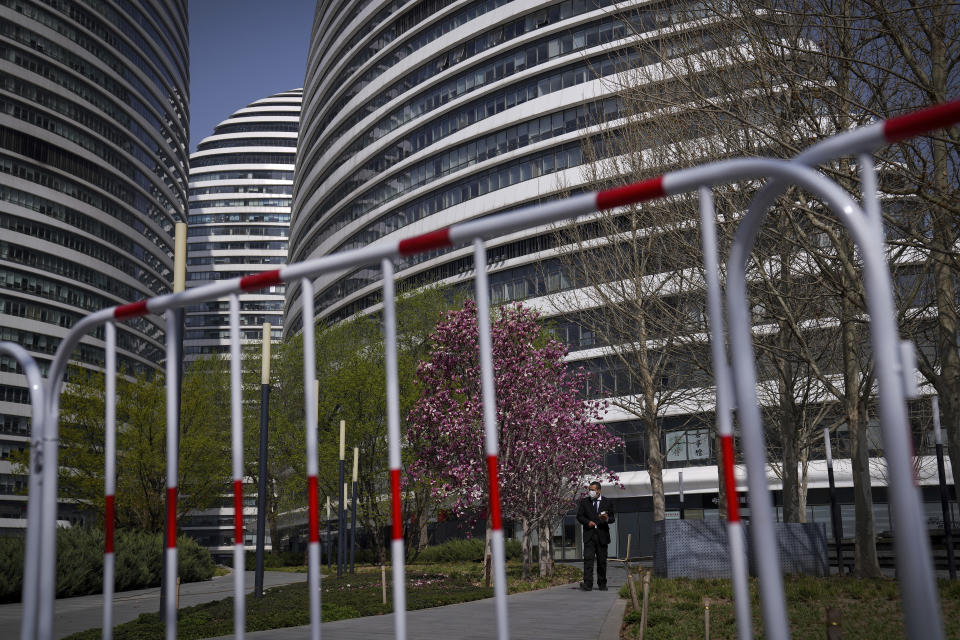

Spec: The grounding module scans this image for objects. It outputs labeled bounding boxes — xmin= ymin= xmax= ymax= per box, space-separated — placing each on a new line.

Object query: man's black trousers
xmin=582 ymin=537 xmax=608 ymax=588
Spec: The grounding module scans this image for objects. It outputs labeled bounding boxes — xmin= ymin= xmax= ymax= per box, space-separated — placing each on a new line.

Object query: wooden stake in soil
xmin=826 ymin=606 xmax=842 ymax=640
xmin=628 ymin=573 xmax=640 ymax=611
xmin=381 ymin=565 xmax=388 ymax=605
xmin=176 ymin=576 xmax=181 ymax=609
xmin=639 ymin=571 xmax=651 ymax=640
xmin=704 ymin=597 xmax=710 ymax=640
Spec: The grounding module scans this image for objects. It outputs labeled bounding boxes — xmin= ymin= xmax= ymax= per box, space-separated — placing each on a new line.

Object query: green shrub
xmin=178 ymin=535 xmax=215 ymax=583
xmin=0 ymin=527 xmax=214 ymax=602
xmin=414 ymin=537 xmax=523 ymax=563
xmin=0 ymin=535 xmax=25 ymax=603
xmin=415 ymin=538 xmax=485 ymax=562
xmin=244 ymin=550 xmax=308 ymax=568
xmin=352 ymin=547 xmax=378 ymax=564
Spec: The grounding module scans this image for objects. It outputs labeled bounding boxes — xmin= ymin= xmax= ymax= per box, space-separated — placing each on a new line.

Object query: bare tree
xmin=553 ymin=1 xmax=842 ymax=525
xmin=551 ymin=0 xmax=955 ymax=577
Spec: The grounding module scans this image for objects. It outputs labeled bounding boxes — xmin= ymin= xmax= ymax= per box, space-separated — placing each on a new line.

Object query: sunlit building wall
xmin=184 ymin=89 xmax=300 ymax=360
xmin=0 ymin=0 xmax=189 ymax=530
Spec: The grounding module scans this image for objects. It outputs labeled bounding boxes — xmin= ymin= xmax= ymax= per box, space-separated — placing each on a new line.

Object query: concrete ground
xmin=1 ymin=570 xmax=308 ymax=639
xmin=206 ymin=565 xmax=627 ymax=640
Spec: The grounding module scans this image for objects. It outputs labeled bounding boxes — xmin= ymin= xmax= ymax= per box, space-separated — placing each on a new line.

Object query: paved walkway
xmin=1 ymin=570 xmax=307 ymax=639
xmin=207 ymin=565 xmax=627 ymax=640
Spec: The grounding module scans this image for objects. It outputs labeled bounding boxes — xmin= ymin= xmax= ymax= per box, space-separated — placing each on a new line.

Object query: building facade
xmin=184 ymin=89 xmax=300 ymax=360
xmin=289 ymin=0 xmax=955 ymax=558
xmin=0 ymin=0 xmax=189 ymax=532
xmin=180 ymin=89 xmax=301 ymax=558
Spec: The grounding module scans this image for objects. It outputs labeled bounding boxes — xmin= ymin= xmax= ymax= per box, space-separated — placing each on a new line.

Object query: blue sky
xmin=188 ymin=1 xmax=316 ymax=151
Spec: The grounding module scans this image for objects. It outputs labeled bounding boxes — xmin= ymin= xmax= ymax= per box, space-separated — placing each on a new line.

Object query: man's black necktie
xmin=594 ymin=499 xmax=599 ymax=514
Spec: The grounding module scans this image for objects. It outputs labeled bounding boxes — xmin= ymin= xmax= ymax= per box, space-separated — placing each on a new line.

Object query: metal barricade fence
xmin=8 ymin=99 xmax=960 ymax=640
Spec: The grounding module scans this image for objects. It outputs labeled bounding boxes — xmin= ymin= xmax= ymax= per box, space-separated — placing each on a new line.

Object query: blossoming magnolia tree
xmin=407 ymin=300 xmax=620 ymax=579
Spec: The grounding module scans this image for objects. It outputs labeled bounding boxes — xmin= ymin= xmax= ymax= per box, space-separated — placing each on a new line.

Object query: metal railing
xmin=9 ymin=99 xmax=960 ymax=640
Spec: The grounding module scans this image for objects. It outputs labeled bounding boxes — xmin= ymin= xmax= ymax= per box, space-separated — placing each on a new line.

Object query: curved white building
xmin=288 ymin=0 xmax=641 ymax=331
xmin=0 ymin=0 xmax=189 ymax=528
xmin=288 ymin=1 xmax=954 ymax=558
xmin=185 ymin=89 xmax=301 ymax=360
xmin=287 ymin=0 xmax=726 ymax=556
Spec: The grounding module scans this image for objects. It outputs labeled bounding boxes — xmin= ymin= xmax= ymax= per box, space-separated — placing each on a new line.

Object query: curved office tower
xmin=184 ymin=90 xmax=300 ymax=360
xmin=0 ymin=0 xmax=189 ymax=527
xmin=288 ymin=0 xmax=644 ymax=331
xmin=289 ymin=0 xmax=952 ymax=562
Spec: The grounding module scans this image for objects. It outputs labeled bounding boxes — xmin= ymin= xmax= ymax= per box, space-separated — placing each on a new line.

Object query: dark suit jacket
xmin=576 ymin=495 xmax=615 ymax=545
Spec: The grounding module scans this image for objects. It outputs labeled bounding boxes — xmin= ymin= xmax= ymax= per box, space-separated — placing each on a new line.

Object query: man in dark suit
xmin=576 ymin=481 xmax=615 ymax=591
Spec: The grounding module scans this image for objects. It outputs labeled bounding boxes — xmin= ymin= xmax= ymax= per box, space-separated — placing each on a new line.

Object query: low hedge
xmin=0 ymin=526 xmax=215 ymax=603
xmin=414 ymin=538 xmax=523 ymax=563
xmin=244 ymin=550 xmax=307 ymax=568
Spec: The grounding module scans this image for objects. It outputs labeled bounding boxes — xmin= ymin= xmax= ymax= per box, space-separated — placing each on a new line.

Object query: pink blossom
xmin=406 ymin=300 xmax=621 ymax=526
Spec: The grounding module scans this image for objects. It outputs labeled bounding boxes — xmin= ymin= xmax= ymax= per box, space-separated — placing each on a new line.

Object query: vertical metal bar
xmin=255 ymin=322 xmax=271 ymax=598
xmin=337 ymin=458 xmax=347 ymax=578
xmin=326 ymin=497 xmax=332 ymax=570
xmin=164 ymin=310 xmax=179 ymax=640
xmin=857 ymin=154 xmax=883 ymax=240
xmin=20 ymin=364 xmax=42 ymax=640
xmin=229 ymin=294 xmax=245 ymax=639
xmin=823 ymin=429 xmax=844 ymax=575
xmin=853 ymin=170 xmax=943 ymax=640
xmin=932 ymin=396 xmax=956 ymax=579
xmin=698 ymin=187 xmax=752 ymax=640
xmin=351 ymin=447 xmax=358 ymax=574
xmin=21 ymin=433 xmax=41 ymax=640
xmin=103 ymin=322 xmax=117 ymax=640
xmin=301 ymin=279 xmax=322 ymax=640
xmin=726 ymin=181 xmax=799 ymax=640
xmin=2 ymin=344 xmax=45 ymax=640
xmin=471 ymin=239 xmax=509 ymax=640
xmin=38 ymin=398 xmax=58 ymax=640
xmin=678 ymin=471 xmax=684 ymax=520
xmin=351 ymin=482 xmax=357 ymax=574
xmin=381 ymin=258 xmax=408 ymax=640
xmin=161 ymin=223 xmax=187 ymax=624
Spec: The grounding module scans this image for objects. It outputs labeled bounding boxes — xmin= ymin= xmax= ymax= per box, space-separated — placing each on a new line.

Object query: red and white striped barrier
xmin=103 ymin=322 xmax=116 ymax=640
xmin=8 ymin=99 xmax=959 ymax=640
xmin=730 ymin=97 xmax=960 ymax=640
xmin=229 ymin=295 xmax=246 ymax=639
xmin=697 ymin=187 xmax=751 ymax=640
xmin=1 ymin=343 xmax=47 ymax=640
xmin=381 ymin=259 xmax=408 ymax=640
xmin=163 ymin=309 xmax=180 ymax=640
xmin=300 ymin=281 xmax=322 ymax=640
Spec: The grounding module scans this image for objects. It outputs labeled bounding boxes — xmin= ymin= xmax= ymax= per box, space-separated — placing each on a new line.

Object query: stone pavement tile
xmin=206 ymin=565 xmax=628 ymax=640
xmin=0 ymin=570 xmax=308 ymax=639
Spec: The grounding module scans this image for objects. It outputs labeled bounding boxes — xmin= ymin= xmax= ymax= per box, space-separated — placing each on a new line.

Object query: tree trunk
xmin=932 ymin=188 xmax=960 ymax=494
xmin=780 ymin=399 xmax=801 ymax=523
xmin=483 ymin=519 xmax=493 ymax=588
xmin=417 ymin=505 xmax=429 ymax=552
xmin=268 ymin=510 xmax=280 ymax=554
xmin=520 ymin=517 xmax=533 ymax=580
xmin=799 ymin=447 xmax=809 ymax=523
xmin=538 ymin=521 xmax=554 ymax=577
xmin=924 ymin=0 xmax=960 ymax=498
xmin=842 ymin=305 xmax=880 ymax=576
xmin=644 ymin=405 xmax=667 ymax=522
xmin=851 ymin=402 xmax=881 ymax=577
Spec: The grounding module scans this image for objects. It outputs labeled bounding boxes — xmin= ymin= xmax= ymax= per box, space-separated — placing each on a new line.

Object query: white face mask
xmin=588 ymin=490 xmax=598 ymax=499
